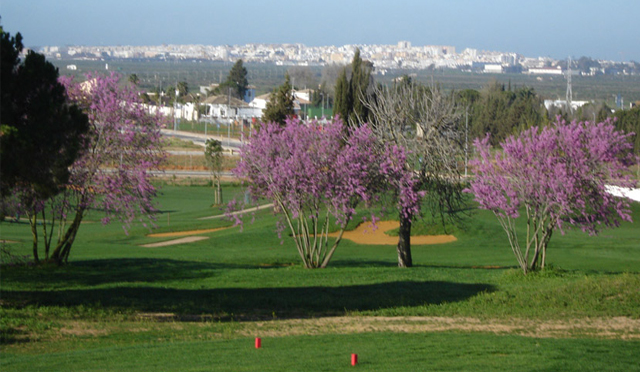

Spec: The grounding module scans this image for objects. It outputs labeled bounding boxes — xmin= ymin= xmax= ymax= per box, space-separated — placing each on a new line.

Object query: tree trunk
xmin=217 ymin=179 xmax=223 ymax=204
xmin=320 ymin=228 xmax=345 ymax=269
xmin=50 ymin=209 xmax=84 ymax=265
xmin=396 ymin=214 xmax=413 ymax=268
xmin=29 ymin=211 xmax=39 ymax=264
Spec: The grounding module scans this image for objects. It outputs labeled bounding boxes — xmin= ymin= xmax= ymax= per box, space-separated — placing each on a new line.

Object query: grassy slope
xmin=1 ymin=184 xmax=639 ymax=370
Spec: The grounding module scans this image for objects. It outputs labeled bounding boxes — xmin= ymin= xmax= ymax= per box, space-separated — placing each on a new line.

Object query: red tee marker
xmin=255 ymin=337 xmax=261 ymax=349
xmin=351 ymin=353 xmax=358 ymax=366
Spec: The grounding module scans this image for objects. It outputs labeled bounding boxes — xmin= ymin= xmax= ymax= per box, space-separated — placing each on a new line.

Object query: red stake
xmin=351 ymin=353 xmax=358 ymax=366
xmin=255 ymin=337 xmax=261 ymax=349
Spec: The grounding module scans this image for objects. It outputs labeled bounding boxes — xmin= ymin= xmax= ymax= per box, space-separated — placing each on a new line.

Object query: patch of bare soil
xmin=147 ymin=226 xmax=231 ymax=238
xmin=140 ymin=236 xmax=209 ymax=248
xmin=58 ymin=322 xmax=109 ymax=337
xmin=328 ymin=221 xmax=456 ymax=245
xmin=237 ymin=316 xmax=640 ymax=340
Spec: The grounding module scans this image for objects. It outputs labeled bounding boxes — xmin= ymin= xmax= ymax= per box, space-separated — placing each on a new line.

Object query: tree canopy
xmin=233 ymin=117 xmax=418 ymax=268
xmin=1 ymin=28 xmax=88 ymax=202
xmin=262 ymin=74 xmax=295 ymax=125
xmin=334 ymin=48 xmax=373 ymax=125
xmin=613 ymin=105 xmax=640 ymax=154
xmin=15 ymin=73 xmax=166 ymax=265
xmin=466 ymin=118 xmax=636 ymax=274
xmin=204 ymin=139 xmax=224 ymax=205
xmin=217 ymin=59 xmax=249 ymax=100
xmin=458 ymin=81 xmax=545 ymax=146
xmin=361 ymin=80 xmax=465 ymax=267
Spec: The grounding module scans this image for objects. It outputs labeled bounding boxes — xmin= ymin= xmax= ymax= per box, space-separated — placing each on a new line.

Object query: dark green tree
xmin=614 ymin=105 xmax=640 ymax=154
xmin=1 ymin=28 xmax=89 ymax=263
xmin=219 ymin=59 xmax=249 ymax=100
xmin=262 ymin=74 xmax=295 ymax=125
xmin=349 ymin=49 xmax=373 ymax=123
xmin=177 ymin=81 xmax=189 ymax=97
xmin=1 ymin=29 xmax=88 ymax=200
xmin=128 ymin=73 xmax=140 ymax=86
xmin=463 ymin=81 xmax=545 ymax=146
xmin=204 ymin=139 xmax=224 ymax=205
xmin=333 ymin=48 xmax=373 ymax=125
xmin=333 ymin=68 xmax=350 ymax=120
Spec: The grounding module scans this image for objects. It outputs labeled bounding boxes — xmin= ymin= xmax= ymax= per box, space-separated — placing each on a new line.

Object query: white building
xmin=527 ymin=67 xmax=563 ymax=75
xmin=484 ymin=64 xmax=503 ymax=74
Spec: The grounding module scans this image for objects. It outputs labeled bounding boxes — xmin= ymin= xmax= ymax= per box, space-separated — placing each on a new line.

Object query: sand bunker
xmin=141 ymin=236 xmax=209 ymax=248
xmin=147 ymin=226 xmax=231 ymax=238
xmin=328 ymin=220 xmax=456 ymax=245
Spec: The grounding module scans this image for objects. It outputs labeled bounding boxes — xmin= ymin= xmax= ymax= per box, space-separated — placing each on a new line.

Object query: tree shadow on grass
xmin=0 ymin=258 xmax=255 ymax=287
xmin=2 ymin=280 xmax=494 ymax=321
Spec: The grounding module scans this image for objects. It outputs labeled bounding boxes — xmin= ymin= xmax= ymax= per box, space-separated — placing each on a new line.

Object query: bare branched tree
xmin=358 ymin=80 xmax=466 ymax=267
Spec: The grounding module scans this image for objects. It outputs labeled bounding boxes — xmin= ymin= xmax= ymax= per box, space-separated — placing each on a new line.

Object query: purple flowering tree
xmin=466 ymin=118 xmax=635 ymax=274
xmin=21 ymin=73 xmax=166 ymax=265
xmin=234 ymin=117 xmax=417 ymax=268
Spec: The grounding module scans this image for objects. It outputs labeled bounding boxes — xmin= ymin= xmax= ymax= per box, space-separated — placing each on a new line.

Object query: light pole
xmin=173 ymin=88 xmax=179 ymax=131
xmin=227 ymin=87 xmax=231 ymax=147
xmin=464 ymin=106 xmax=469 ymax=178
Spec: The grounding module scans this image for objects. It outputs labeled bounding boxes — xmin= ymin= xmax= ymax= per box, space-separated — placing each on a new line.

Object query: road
xmin=161 ymin=129 xmax=244 ymax=153
xmin=149 ymin=170 xmax=234 ymax=177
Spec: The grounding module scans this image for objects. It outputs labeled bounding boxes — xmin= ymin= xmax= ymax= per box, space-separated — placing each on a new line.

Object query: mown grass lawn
xmin=1 ymin=184 xmax=639 ymax=371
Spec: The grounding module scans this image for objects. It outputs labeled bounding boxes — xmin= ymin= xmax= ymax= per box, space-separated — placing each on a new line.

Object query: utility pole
xmin=566 ymin=57 xmax=573 ymax=116
xmin=227 ymin=87 xmax=231 ymax=147
xmin=464 ymin=106 xmax=469 ymax=178
xmin=173 ymin=86 xmax=179 ymax=131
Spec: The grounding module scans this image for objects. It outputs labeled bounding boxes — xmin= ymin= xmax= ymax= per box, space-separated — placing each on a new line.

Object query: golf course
xmin=1 ymin=183 xmax=639 ymax=371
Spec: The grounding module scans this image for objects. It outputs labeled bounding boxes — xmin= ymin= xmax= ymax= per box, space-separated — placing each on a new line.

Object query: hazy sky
xmin=2 ymin=0 xmax=639 ymax=62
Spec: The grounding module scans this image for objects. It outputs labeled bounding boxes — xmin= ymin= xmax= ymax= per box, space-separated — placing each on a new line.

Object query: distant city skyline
xmin=2 ymin=0 xmax=639 ymax=62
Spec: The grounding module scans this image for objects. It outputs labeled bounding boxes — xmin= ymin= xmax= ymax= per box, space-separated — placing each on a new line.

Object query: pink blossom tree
xmin=234 ymin=117 xmax=419 ymax=268
xmin=21 ymin=73 xmax=166 ymax=265
xmin=466 ymin=118 xmax=635 ymax=274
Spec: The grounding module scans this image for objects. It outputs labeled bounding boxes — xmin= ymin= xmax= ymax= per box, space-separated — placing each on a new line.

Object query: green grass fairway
xmin=1 ymin=184 xmax=639 ymax=371
xmin=3 ymin=332 xmax=639 ymax=372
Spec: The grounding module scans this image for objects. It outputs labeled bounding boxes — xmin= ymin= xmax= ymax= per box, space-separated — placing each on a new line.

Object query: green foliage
xmin=614 ymin=105 xmax=640 ymax=154
xmin=262 ymin=73 xmax=295 ymax=125
xmin=349 ymin=49 xmax=373 ymax=123
xmin=204 ymin=139 xmax=224 ymax=204
xmin=0 ymin=29 xmax=89 ymax=199
xmin=333 ymin=48 xmax=373 ymax=125
xmin=458 ymin=81 xmax=545 ymax=146
xmin=333 ymin=68 xmax=350 ymax=120
xmin=176 ymin=81 xmax=189 ymax=96
xmin=127 ymin=73 xmax=139 ymax=85
xmin=217 ymin=59 xmax=249 ymax=100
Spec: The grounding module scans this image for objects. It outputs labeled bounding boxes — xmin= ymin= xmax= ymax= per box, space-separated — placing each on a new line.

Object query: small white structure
xmin=249 ymin=93 xmax=271 ymax=111
xmin=484 ymin=64 xmax=503 ymax=74
xmin=527 ymin=67 xmax=563 ymax=75
xmin=544 ymin=100 xmax=589 ymax=111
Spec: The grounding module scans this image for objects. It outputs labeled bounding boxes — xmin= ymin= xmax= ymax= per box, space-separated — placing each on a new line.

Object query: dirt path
xmin=199 ymin=203 xmax=275 ymax=220
xmin=147 ymin=227 xmax=231 ymax=238
xmin=130 ymin=314 xmax=640 ymax=340
xmin=140 ymin=236 xmax=209 ymax=248
xmin=237 ymin=316 xmax=640 ymax=340
xmin=329 ymin=221 xmax=456 ymax=245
